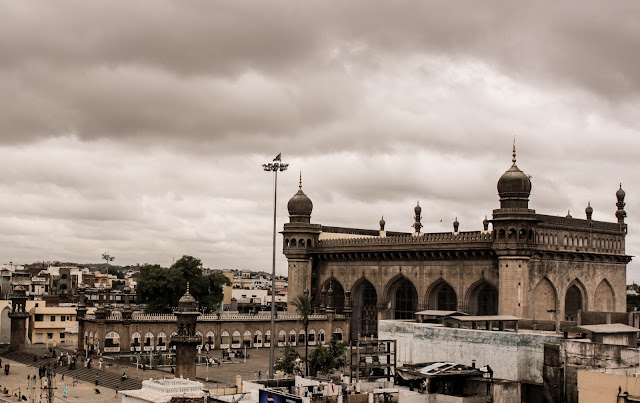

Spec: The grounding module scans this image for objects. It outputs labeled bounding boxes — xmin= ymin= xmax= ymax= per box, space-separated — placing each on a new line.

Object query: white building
xmin=121 ymin=377 xmax=205 ymax=403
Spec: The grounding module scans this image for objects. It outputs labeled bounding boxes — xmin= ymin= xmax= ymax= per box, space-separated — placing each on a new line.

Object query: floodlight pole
xmin=263 ymin=158 xmax=288 ymax=379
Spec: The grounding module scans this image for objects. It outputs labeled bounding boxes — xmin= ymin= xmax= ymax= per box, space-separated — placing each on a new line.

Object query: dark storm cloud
xmin=0 ymin=1 xmax=639 ymax=280
xmin=1 ymin=1 xmax=640 ymax=149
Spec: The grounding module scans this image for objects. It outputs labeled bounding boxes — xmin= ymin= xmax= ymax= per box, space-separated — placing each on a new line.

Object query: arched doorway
xmin=468 ymin=281 xmax=498 ymax=316
xmin=594 ymin=280 xmax=615 ymax=312
xmin=387 ymin=276 xmax=418 ymax=320
xmin=427 ymin=281 xmax=458 ymax=311
xmin=323 ymin=278 xmax=345 ymax=313
xmin=351 ymin=279 xmax=378 ymax=339
xmin=532 ymin=278 xmax=557 ymax=321
xmin=565 ymin=285 xmax=583 ymax=321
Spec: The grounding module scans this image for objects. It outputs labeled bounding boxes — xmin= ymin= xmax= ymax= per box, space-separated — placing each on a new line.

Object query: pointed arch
xmin=351 ymin=277 xmax=378 ymax=339
xmin=565 ymin=278 xmax=587 ymax=320
xmin=594 ymin=279 xmax=615 ymax=312
xmin=466 ymin=278 xmax=498 ymax=316
xmin=532 ymin=278 xmax=557 ymax=321
xmin=385 ymin=274 xmax=418 ymax=320
xmin=321 ymin=277 xmax=345 ymax=313
xmin=426 ymin=278 xmax=458 ymax=311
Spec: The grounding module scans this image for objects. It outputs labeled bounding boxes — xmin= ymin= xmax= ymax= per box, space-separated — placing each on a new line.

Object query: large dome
xmin=496 ymin=144 xmax=532 ymax=209
xmin=497 ymin=164 xmax=532 ymax=199
xmin=287 ymin=189 xmax=313 ymax=216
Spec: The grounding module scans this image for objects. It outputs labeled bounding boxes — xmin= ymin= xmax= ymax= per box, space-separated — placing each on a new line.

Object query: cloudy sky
xmin=1 ymin=1 xmax=639 ymax=280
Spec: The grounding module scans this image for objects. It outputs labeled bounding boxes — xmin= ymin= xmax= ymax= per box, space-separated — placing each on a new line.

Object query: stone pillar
xmin=8 ymin=286 xmax=29 ymax=352
xmin=498 ymin=256 xmax=530 ymax=317
xmin=172 ymin=285 xmax=201 ymax=380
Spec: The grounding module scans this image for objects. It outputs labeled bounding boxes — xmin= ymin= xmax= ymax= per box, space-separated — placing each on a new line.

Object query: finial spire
xmin=299 ymin=171 xmax=302 ymax=190
xmin=512 ymin=137 xmax=517 ymax=165
xmin=186 ymin=282 xmax=190 ymax=294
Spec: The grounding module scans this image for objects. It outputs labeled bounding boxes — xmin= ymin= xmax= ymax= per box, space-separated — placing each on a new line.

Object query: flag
xmin=273 ymin=153 xmax=281 ymax=161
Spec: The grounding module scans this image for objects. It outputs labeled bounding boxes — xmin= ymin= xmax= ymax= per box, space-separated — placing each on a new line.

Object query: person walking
xmin=95 ymin=373 xmax=99 ymax=386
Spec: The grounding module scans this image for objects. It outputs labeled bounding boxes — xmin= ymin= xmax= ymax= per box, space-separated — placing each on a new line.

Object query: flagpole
xmin=263 ymin=154 xmax=288 ymax=379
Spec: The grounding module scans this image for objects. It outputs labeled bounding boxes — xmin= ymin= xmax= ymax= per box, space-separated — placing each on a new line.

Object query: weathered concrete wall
xmin=379 ymin=320 xmax=560 ymax=384
xmin=543 ymin=339 xmax=640 ymax=403
xmin=578 ymin=371 xmax=640 ymax=403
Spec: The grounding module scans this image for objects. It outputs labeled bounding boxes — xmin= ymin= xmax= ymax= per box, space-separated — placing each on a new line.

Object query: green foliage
xmin=628 ymin=294 xmax=640 ymax=312
xmin=308 ymin=338 xmax=348 ymax=377
xmin=136 ymin=256 xmax=230 ymax=313
xmin=291 ymin=294 xmax=312 ymax=329
xmin=291 ymin=293 xmax=312 ymax=375
xmin=107 ymin=267 xmax=125 ymax=279
xmin=274 ymin=344 xmax=301 ymax=375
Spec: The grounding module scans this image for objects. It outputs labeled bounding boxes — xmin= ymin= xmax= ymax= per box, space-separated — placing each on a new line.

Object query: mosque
xmin=282 ymin=145 xmax=630 ymax=339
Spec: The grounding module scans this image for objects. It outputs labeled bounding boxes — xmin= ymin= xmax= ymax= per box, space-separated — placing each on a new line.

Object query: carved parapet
xmin=171 ymin=335 xmax=201 ymax=345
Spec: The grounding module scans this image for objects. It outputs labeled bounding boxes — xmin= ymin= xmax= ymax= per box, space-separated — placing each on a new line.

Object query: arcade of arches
xmin=283 ymin=150 xmax=629 ymax=339
xmin=310 ymin=266 xmax=623 ymax=340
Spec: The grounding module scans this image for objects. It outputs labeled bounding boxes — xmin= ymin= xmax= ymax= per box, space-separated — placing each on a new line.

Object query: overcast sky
xmin=1 ymin=1 xmax=639 ymax=281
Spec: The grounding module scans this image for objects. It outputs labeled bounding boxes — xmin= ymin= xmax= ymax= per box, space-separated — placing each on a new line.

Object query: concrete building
xmin=30 ymin=306 xmax=78 ymax=346
xmin=120 ymin=378 xmax=205 ymax=403
xmin=282 ymin=146 xmax=630 ymax=339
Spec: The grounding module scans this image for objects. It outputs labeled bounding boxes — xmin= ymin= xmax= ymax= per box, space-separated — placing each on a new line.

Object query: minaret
xmin=282 ymin=173 xmax=321 ymax=312
xmin=493 ymin=141 xmax=537 ymax=318
xmin=585 ymin=202 xmax=593 ymax=220
xmin=171 ymin=283 xmax=201 ymax=380
xmin=8 ymin=285 xmax=29 ymax=351
xmin=413 ymin=201 xmax=423 ymax=235
xmin=616 ymin=184 xmax=626 ymax=224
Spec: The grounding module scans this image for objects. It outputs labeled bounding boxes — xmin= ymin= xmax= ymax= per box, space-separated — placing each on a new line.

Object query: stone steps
xmin=0 ymin=351 xmax=142 ymax=391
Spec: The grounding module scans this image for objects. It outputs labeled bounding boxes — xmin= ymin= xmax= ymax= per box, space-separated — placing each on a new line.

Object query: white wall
xmin=378 ymin=320 xmax=560 ymax=384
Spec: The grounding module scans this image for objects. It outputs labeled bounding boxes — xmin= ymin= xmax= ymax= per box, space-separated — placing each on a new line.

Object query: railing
xmin=107 ymin=312 xmax=122 ymax=321
xmin=132 ymin=313 xmax=176 ymax=322
xmin=89 ymin=312 xmax=345 ymax=323
xmin=537 ymin=214 xmax=624 ymax=231
xmin=318 ymin=231 xmax=492 ymax=247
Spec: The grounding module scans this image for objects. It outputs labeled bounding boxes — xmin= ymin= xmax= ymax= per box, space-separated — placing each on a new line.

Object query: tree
xmin=274 ymin=344 xmax=301 ymax=375
xmin=308 ymin=338 xmax=347 ymax=377
xmin=136 ymin=256 xmax=230 ymax=313
xmin=291 ymin=293 xmax=312 ymax=376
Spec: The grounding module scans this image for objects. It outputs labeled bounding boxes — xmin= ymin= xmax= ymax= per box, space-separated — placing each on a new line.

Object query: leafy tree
xmin=107 ymin=267 xmax=125 ymax=279
xmin=291 ymin=293 xmax=312 ymax=376
xmin=136 ymin=256 xmax=230 ymax=313
xmin=308 ymin=338 xmax=348 ymax=377
xmin=136 ymin=264 xmax=170 ymax=313
xmin=628 ymin=294 xmax=640 ymax=312
xmin=274 ymin=344 xmax=301 ymax=375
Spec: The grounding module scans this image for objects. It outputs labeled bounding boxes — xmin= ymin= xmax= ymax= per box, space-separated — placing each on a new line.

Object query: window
xmin=34 ymin=315 xmax=43 ymax=322
xmin=47 ymin=333 xmax=53 ymax=339
xmin=50 ymin=316 xmax=56 ymax=322
xmin=60 ymin=316 xmax=66 ymax=322
xmin=60 ymin=333 xmax=65 ymax=339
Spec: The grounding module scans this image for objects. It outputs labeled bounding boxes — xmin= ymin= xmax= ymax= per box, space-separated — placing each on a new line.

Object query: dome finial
xmin=186 ymin=282 xmax=190 ymax=294
xmin=512 ymin=137 xmax=517 ymax=165
xmin=299 ymin=171 xmax=302 ymax=190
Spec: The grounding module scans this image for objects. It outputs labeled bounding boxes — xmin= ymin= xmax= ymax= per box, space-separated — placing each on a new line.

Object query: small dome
xmin=287 ymin=189 xmax=313 ymax=217
xmin=497 ymin=164 xmax=532 ymax=199
xmin=177 ymin=283 xmax=197 ymax=312
xmin=617 ymin=184 xmax=625 ymax=199
xmin=414 ymin=202 xmax=422 ymax=215
xmin=566 ymin=210 xmax=572 ymax=218
xmin=585 ymin=202 xmax=593 ymax=214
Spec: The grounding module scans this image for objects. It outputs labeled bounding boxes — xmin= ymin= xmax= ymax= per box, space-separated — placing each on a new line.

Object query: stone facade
xmin=79 ymin=310 xmax=348 ymax=354
xmin=282 ymin=147 xmax=630 ymax=339
xmin=8 ymin=286 xmax=29 ymax=351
